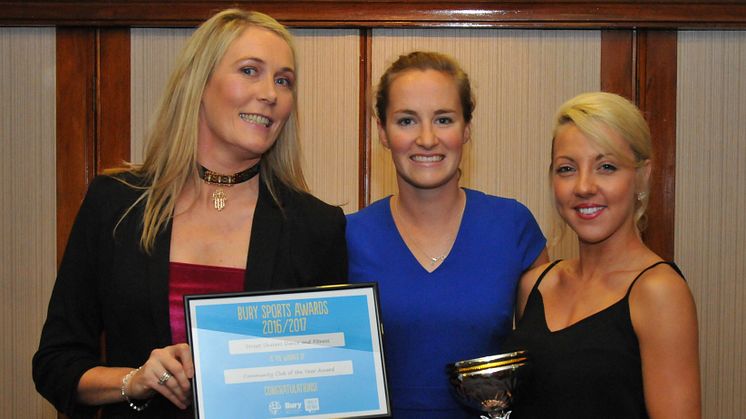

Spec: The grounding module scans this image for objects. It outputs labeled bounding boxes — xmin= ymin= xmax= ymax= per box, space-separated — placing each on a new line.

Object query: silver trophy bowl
xmin=446 ymin=351 xmax=529 ymax=419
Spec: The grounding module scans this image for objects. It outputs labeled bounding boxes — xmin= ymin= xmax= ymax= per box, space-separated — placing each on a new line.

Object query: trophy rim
xmin=448 ymin=350 xmax=528 ymax=372
xmin=454 ymin=360 xmax=528 ymax=379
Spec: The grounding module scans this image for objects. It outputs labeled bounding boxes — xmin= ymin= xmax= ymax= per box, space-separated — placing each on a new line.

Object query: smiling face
xmin=198 ymin=25 xmax=295 ymax=170
xmin=552 ymin=123 xmax=648 ymax=245
xmin=378 ymin=69 xmax=471 ymax=192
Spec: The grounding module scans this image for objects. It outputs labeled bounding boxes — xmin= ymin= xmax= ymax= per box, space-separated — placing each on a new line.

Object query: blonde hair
xmin=107 ymin=9 xmax=307 ymax=253
xmin=549 ymin=91 xmax=652 ymax=245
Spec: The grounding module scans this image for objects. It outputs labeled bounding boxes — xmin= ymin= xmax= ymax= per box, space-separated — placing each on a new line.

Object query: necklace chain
xmin=392 ymin=197 xmax=451 ymax=267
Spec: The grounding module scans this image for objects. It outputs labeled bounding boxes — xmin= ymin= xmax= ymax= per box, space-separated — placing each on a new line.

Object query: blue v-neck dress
xmin=347 ymin=188 xmax=546 ymax=418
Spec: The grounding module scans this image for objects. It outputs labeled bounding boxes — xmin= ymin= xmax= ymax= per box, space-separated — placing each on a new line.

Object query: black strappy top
xmin=502 ymin=260 xmax=684 ymax=419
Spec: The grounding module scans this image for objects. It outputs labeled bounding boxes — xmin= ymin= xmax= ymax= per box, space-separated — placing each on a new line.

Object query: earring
xmin=637 ymin=191 xmax=647 ymax=201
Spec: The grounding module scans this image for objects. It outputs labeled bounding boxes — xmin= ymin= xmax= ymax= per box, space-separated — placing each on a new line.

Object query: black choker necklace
xmin=197 ymin=163 xmax=260 ymax=211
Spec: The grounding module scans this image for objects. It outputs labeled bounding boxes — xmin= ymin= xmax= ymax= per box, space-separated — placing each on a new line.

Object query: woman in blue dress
xmin=346 ymin=51 xmax=548 ymax=418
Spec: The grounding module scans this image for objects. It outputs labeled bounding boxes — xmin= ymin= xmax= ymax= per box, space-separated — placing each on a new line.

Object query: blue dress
xmin=347 ymin=189 xmax=546 ymax=418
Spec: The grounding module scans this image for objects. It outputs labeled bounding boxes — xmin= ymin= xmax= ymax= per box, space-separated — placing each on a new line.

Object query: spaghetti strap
xmin=625 ymin=261 xmax=685 ymax=296
xmin=530 ymin=260 xmax=562 ymax=294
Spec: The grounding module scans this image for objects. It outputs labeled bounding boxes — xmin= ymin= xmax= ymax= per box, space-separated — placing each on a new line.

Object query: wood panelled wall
xmin=676 ymin=31 xmax=746 ymax=417
xmin=7 ymin=0 xmax=724 ymax=263
xmin=0 ymin=27 xmax=57 ymax=418
xmin=294 ymin=29 xmax=361 ymax=211
xmin=2 ymin=2 xmax=745 ymax=418
xmin=130 ymin=28 xmax=193 ymax=163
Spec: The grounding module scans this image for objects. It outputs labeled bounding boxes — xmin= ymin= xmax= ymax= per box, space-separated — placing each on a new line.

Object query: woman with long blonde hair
xmin=33 ymin=9 xmax=347 ymax=418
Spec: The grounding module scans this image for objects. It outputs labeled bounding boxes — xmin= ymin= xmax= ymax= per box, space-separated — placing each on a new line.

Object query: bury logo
xmin=285 ymin=401 xmax=302 ymax=411
xmin=268 ymin=401 xmax=282 ymax=415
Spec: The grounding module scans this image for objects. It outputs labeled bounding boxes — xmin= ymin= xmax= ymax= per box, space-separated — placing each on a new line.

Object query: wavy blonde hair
xmin=548 ymin=91 xmax=652 ymax=246
xmin=107 ymin=9 xmax=307 ymax=253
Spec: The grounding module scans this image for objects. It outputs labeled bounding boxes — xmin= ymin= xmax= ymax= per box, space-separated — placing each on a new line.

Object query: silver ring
xmin=158 ymin=371 xmax=172 ymax=385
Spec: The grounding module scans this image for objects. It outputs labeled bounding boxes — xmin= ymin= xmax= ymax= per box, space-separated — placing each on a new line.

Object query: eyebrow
xmin=391 ymin=109 xmax=457 ymax=115
xmin=553 ymin=153 xmax=611 ymax=163
xmin=235 ymin=56 xmax=295 ymax=74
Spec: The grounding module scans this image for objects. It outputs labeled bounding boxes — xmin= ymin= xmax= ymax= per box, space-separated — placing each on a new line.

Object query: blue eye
xmin=275 ymin=77 xmax=293 ymax=88
xmin=599 ymin=163 xmax=617 ymax=172
xmin=396 ymin=117 xmax=415 ymax=127
xmin=241 ymin=67 xmax=257 ymax=76
xmin=435 ymin=117 xmax=453 ymax=125
xmin=555 ymin=165 xmax=574 ymax=175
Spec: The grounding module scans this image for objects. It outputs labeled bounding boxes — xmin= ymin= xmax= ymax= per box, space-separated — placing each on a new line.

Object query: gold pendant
xmin=212 ymin=189 xmax=227 ymax=211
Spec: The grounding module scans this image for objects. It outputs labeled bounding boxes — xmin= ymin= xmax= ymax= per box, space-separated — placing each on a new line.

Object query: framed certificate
xmin=185 ymin=284 xmax=390 ymax=419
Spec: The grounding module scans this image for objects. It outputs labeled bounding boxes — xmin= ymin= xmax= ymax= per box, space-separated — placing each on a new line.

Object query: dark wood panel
xmin=3 ymin=1 xmax=746 ymax=28
xmin=637 ymin=30 xmax=677 ymax=260
xmin=600 ymin=29 xmax=636 ymax=101
xmin=358 ymin=29 xmax=372 ymax=209
xmin=97 ymin=28 xmax=131 ymax=171
xmin=56 ymin=28 xmax=97 ymax=264
xmin=600 ymin=29 xmax=675 ymax=258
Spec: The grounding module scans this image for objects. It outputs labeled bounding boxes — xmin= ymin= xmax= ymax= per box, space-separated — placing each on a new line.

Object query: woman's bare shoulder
xmin=629 ymin=262 xmax=696 ymax=338
xmin=630 ymin=262 xmax=690 ymax=307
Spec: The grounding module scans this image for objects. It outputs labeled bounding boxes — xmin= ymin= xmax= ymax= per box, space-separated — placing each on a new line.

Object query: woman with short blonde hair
xmin=505 ymin=91 xmax=700 ymax=419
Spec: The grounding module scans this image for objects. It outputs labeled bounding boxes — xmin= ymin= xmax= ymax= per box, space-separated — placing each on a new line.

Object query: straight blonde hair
xmin=107 ymin=9 xmax=307 ymax=253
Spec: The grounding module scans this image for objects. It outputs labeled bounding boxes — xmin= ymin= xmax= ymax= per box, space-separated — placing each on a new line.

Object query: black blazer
xmin=33 ymin=173 xmax=348 ymax=418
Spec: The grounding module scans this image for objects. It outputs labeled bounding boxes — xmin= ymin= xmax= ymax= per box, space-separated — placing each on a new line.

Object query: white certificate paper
xmin=185 ymin=284 xmax=390 ymax=418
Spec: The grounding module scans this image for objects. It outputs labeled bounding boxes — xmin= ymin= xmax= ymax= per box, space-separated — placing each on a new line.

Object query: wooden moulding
xmin=601 ymin=29 xmax=636 ymax=102
xmin=637 ymin=30 xmax=678 ymax=261
xmin=3 ymin=1 xmax=746 ymax=29
xmin=96 ymin=28 xmax=131 ymax=173
xmin=56 ymin=28 xmax=131 ymax=265
xmin=56 ymin=28 xmax=97 ymax=265
xmin=358 ymin=29 xmax=373 ymax=210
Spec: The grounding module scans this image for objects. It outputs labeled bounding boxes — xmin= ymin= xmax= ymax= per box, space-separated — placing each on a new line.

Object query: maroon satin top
xmin=168 ymin=261 xmax=244 ymax=344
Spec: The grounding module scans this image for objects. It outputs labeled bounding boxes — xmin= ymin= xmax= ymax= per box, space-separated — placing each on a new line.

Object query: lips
xmin=239 ymin=113 xmax=272 ymax=127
